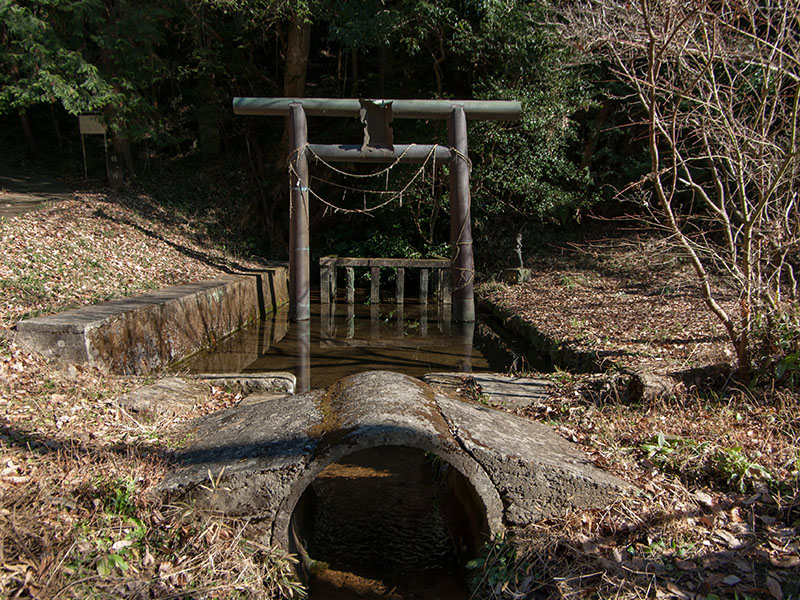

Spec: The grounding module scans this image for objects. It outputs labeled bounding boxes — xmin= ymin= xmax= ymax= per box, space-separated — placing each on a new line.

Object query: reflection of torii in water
xmin=233 ymin=97 xmax=521 ymax=323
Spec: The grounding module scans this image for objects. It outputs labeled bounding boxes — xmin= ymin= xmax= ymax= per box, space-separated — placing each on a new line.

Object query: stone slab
xmin=117 ymin=376 xmax=210 ymax=419
xmin=436 ymin=393 xmax=628 ymax=525
xmin=14 ymin=268 xmax=288 ymax=374
xmin=423 ymin=372 xmax=552 ymax=411
xmin=503 ymin=267 xmax=533 ymax=284
xmin=196 ymin=372 xmax=296 ymax=395
xmin=117 ymin=373 xmax=295 ymax=419
xmin=159 ymin=389 xmax=325 ymax=525
xmin=156 ymin=371 xmax=631 ymax=551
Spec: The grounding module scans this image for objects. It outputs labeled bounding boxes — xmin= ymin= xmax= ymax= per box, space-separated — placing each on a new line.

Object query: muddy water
xmin=303 ymin=447 xmax=469 ymax=600
xmin=179 ymin=293 xmax=493 ymax=391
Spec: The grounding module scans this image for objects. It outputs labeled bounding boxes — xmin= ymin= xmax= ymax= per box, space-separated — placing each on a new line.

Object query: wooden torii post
xmin=233 ymin=97 xmax=522 ymax=322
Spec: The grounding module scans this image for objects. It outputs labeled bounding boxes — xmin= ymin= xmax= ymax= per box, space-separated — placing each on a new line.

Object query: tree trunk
xmin=113 ymin=133 xmax=135 ymax=176
xmin=265 ymin=11 xmax=311 ymax=258
xmin=49 ymin=104 xmax=62 ymax=148
xmin=350 ymin=49 xmax=359 ymax=97
xmin=379 ymin=46 xmax=386 ymax=97
xmin=580 ymin=100 xmax=613 ymax=170
xmin=283 ymin=13 xmax=311 ymax=97
xmin=18 ymin=111 xmax=43 ymax=162
xmin=279 ymin=12 xmax=311 ymax=147
xmin=248 ymin=127 xmax=286 ymax=257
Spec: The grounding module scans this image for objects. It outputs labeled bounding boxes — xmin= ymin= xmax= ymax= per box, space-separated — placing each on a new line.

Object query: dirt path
xmin=0 ymin=163 xmax=73 ymax=218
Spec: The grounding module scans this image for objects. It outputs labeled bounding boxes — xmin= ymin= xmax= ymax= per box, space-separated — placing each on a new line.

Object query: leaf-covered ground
xmin=1 ymin=190 xmax=303 ymax=598
xmin=478 ymin=226 xmax=738 ymax=379
xmin=468 ymin=224 xmax=799 ymax=600
xmin=1 ymin=196 xmax=797 ymax=599
xmin=0 ymin=191 xmax=267 ymax=328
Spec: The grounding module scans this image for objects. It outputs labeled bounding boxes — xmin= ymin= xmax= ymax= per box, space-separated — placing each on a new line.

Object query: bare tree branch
xmin=559 ymin=0 xmax=800 ymax=375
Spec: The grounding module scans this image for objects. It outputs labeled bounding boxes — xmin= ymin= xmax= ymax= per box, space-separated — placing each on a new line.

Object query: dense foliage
xmin=0 ymin=0 xmax=610 ymax=264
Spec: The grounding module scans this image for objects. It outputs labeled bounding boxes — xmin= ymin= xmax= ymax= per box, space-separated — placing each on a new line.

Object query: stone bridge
xmin=157 ymin=371 xmax=629 ymax=562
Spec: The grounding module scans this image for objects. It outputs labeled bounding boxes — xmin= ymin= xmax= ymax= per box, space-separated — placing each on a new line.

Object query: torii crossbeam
xmin=233 ymin=97 xmax=522 ymax=322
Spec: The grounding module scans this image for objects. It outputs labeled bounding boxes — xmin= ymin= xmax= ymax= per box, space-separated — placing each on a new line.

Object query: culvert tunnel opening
xmin=289 ymin=445 xmax=490 ymax=599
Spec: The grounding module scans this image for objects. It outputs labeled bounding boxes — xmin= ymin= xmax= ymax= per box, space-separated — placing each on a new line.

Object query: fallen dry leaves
xmin=479 ymin=227 xmax=738 ymax=378
xmin=0 ymin=192 xmax=266 ymax=329
xmin=457 ymin=370 xmax=799 ymax=600
xmin=1 ymin=197 xmax=797 ymax=599
xmin=467 ymin=222 xmax=798 ymax=600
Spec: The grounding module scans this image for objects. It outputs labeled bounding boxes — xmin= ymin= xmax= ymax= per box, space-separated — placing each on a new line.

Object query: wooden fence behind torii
xmin=233 ymin=97 xmax=521 ymax=323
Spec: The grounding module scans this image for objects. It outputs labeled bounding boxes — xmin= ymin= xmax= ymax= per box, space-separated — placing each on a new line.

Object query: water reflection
xmin=182 ymin=298 xmax=487 ymax=391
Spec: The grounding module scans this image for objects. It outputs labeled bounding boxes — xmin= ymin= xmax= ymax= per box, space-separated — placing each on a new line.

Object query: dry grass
xmin=0 ymin=192 xmax=268 ymax=329
xmin=468 ymin=222 xmax=800 ymax=600
xmin=478 ymin=226 xmax=739 ymax=377
xmin=464 ymin=376 xmax=800 ymax=599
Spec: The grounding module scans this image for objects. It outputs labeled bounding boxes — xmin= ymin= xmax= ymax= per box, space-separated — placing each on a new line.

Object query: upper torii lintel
xmin=232 ymin=97 xmax=522 ymax=120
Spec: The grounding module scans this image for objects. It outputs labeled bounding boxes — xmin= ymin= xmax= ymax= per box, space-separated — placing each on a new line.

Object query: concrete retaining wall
xmin=14 ymin=267 xmax=288 ymax=374
xmin=477 ymin=296 xmax=612 ymax=373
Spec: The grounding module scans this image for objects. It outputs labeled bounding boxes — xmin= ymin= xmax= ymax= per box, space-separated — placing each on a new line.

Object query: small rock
xmin=714 ymin=529 xmax=744 ymax=549
xmin=626 ymin=370 xmax=680 ymax=403
xmin=769 ymin=555 xmax=800 ymax=568
xmin=733 ymin=559 xmax=752 ymax=572
xmin=758 ymin=515 xmax=777 ymax=525
xmin=693 ymin=490 xmax=715 ymax=509
xmin=767 ymin=576 xmax=783 ymax=600
xmin=116 ymin=377 xmax=207 ymax=418
xmin=743 ymin=492 xmax=762 ymax=505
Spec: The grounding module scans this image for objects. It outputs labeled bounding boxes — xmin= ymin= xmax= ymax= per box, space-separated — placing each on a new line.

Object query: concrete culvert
xmin=156 ymin=370 xmax=631 ymax=591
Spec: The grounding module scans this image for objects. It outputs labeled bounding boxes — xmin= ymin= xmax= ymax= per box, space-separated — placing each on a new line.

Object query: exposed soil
xmin=0 ymin=162 xmax=72 ymax=218
xmin=1 ymin=189 xmax=797 ymax=600
xmin=0 ymin=192 xmax=267 ymax=329
xmin=1 ymin=186 xmax=303 ymax=599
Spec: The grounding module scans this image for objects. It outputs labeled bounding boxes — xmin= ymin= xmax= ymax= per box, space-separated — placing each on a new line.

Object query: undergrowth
xmin=464 ymin=371 xmax=800 ymax=600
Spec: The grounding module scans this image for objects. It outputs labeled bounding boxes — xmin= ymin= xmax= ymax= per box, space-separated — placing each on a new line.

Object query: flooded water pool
xmin=177 ymin=293 xmax=496 ymax=391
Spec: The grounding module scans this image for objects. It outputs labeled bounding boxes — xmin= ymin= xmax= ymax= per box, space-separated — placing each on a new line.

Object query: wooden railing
xmin=319 ymin=256 xmax=451 ymax=305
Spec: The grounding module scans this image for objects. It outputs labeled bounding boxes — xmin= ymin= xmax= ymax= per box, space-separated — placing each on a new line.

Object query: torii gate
xmin=233 ymin=97 xmax=521 ymax=322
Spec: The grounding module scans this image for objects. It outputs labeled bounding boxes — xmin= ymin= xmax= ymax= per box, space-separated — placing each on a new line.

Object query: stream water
xmin=179 ymin=293 xmax=494 ymax=391
xmin=304 ymin=447 xmax=470 ymax=599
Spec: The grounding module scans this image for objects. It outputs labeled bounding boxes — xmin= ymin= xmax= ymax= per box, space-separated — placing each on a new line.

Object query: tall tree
xmin=88 ymin=0 xmax=175 ymax=177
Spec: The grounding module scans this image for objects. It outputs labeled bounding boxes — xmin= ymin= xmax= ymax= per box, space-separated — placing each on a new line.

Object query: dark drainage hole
xmin=291 ymin=446 xmax=488 ymax=599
